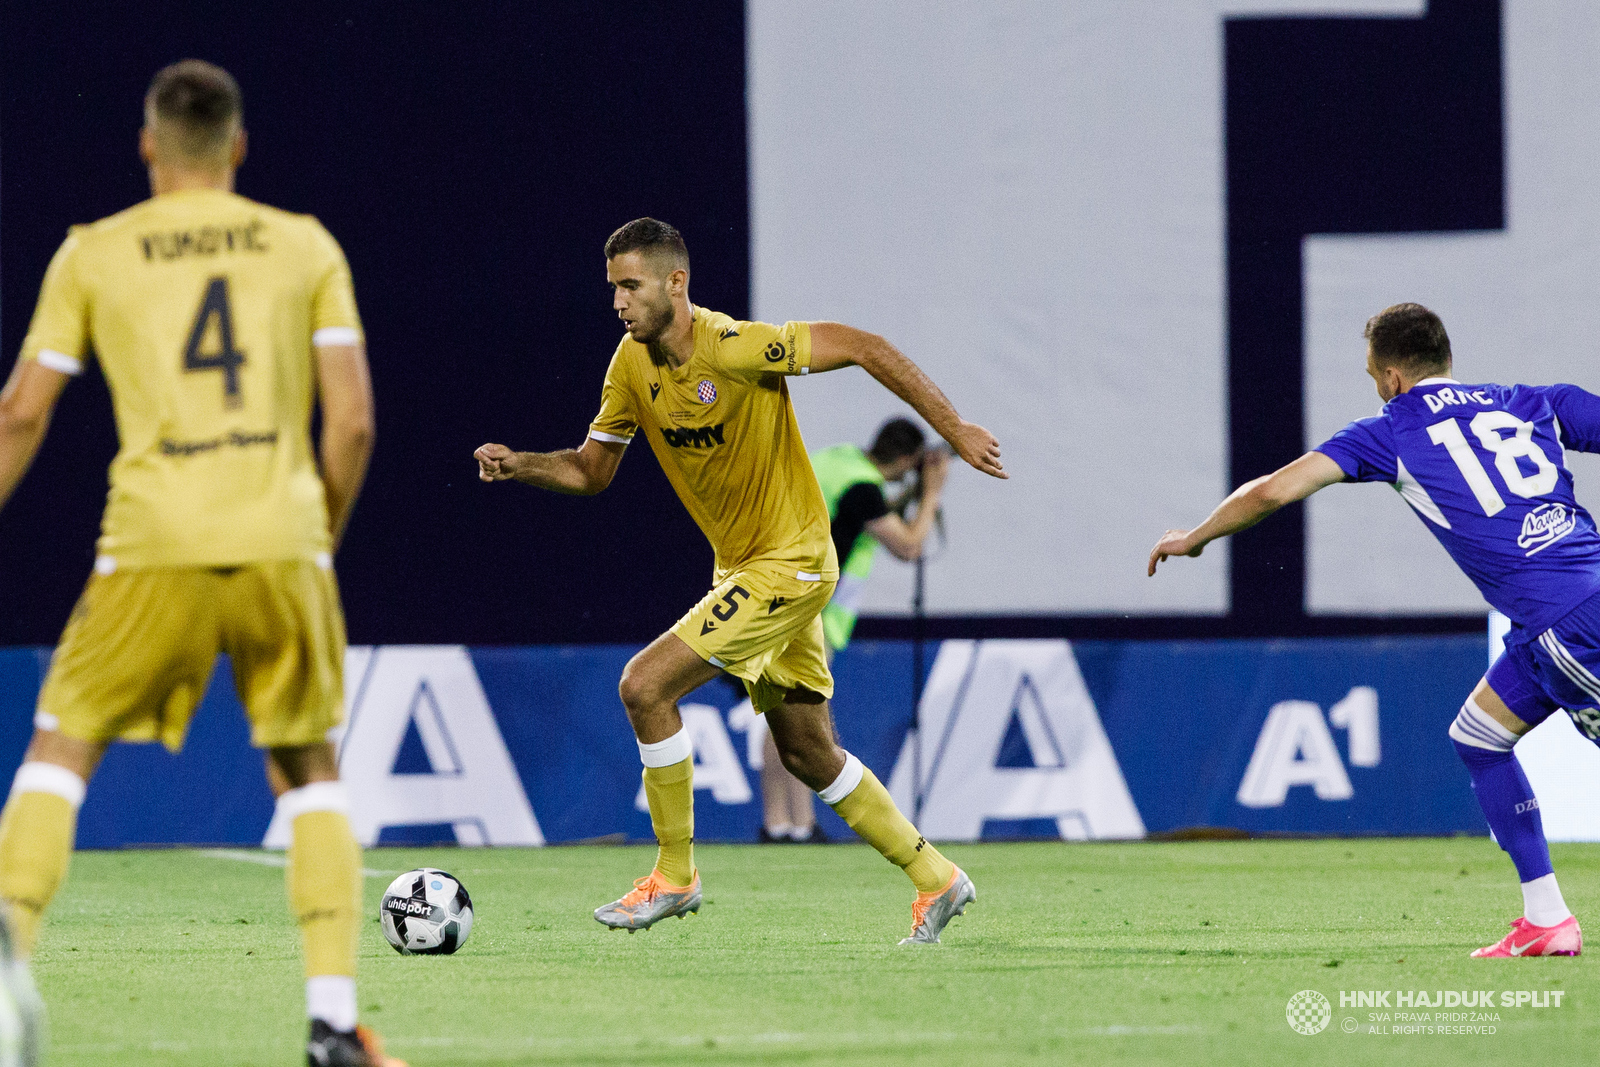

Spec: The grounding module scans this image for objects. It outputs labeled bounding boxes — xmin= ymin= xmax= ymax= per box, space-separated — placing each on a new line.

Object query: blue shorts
xmin=1488 ymin=592 xmax=1600 ymax=741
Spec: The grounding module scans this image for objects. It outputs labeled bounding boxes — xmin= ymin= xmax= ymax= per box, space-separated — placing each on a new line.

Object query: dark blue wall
xmin=0 ymin=1 xmax=746 ymax=645
xmin=1 ymin=2 xmax=1511 ymax=646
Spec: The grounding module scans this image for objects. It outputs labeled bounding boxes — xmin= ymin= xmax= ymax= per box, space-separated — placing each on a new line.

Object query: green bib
xmin=809 ymin=443 xmax=887 ymax=649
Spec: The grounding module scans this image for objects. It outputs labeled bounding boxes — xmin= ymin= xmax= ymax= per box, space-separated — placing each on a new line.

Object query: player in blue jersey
xmin=1149 ymin=302 xmax=1600 ymax=958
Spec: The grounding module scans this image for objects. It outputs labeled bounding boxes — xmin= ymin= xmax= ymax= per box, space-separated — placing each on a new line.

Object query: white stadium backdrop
xmin=747 ymin=0 xmax=1600 ymax=618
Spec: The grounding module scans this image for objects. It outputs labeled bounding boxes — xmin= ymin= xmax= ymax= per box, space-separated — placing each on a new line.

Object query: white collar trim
xmin=1414 ymin=377 xmax=1460 ymax=386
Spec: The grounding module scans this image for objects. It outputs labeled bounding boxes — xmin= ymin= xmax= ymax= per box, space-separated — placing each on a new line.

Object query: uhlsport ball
xmin=380 ymin=868 xmax=473 ymax=955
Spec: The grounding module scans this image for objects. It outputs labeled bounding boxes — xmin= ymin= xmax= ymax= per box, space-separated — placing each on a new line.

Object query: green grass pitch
xmin=32 ymin=839 xmax=1600 ymax=1066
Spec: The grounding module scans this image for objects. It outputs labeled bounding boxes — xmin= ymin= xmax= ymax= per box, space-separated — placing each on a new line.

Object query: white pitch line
xmin=199 ymin=848 xmax=393 ymax=879
xmin=53 ymin=1023 xmax=1211 ymax=1058
xmin=379 ymin=1024 xmax=1208 ymax=1053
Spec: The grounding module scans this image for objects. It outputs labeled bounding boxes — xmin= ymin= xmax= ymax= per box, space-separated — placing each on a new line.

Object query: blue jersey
xmin=1315 ymin=378 xmax=1600 ymax=634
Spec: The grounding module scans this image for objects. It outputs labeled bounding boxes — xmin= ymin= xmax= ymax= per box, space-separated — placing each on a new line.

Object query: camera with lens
xmin=892 ymin=442 xmax=951 ymax=517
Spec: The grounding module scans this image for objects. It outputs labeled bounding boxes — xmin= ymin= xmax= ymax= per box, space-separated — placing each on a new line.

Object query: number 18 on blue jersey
xmin=1316 ymin=379 xmax=1600 ymax=634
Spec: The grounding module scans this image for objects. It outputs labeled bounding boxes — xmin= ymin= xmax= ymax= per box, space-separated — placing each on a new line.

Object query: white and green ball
xmin=380 ymin=868 xmax=473 ymax=955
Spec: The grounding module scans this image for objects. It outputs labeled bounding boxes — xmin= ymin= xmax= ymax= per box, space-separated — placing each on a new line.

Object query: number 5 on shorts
xmin=712 ymin=586 xmax=750 ymax=621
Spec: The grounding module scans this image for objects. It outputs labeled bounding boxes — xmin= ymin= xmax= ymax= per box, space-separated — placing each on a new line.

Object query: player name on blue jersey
xmin=1419 ymin=385 xmax=1493 ymax=412
xmin=1316 ymin=377 xmax=1600 ymax=635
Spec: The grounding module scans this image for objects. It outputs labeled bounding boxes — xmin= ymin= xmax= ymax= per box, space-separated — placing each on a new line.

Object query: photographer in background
xmin=754 ymin=417 xmax=949 ymax=842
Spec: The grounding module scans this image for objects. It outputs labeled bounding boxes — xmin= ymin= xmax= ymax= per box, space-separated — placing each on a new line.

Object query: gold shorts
xmin=672 ymin=561 xmax=836 ymax=713
xmin=37 ymin=560 xmax=346 ymax=752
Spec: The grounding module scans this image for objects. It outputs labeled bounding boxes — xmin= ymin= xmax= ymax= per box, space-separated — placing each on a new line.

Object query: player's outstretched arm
xmin=1548 ymin=384 xmax=1600 ymax=453
xmin=807 ymin=322 xmax=1006 ymax=479
xmin=0 ymin=359 xmax=70 ymax=515
xmin=1147 ymin=451 xmax=1345 ymax=577
xmin=315 ymin=342 xmax=376 ymax=552
xmin=474 ymin=437 xmax=625 ymax=495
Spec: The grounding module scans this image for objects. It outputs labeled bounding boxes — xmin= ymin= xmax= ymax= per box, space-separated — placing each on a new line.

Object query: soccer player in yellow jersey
xmin=476 ymin=218 xmax=1006 ymax=944
xmin=0 ymin=62 xmax=399 ymax=1066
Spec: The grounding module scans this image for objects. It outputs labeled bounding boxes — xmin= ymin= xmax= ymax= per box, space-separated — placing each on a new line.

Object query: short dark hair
xmin=604 ymin=218 xmax=689 ymax=271
xmin=869 ymin=418 xmax=926 ymax=464
xmin=1364 ymin=302 xmax=1452 ymax=374
xmin=145 ymin=60 xmax=243 ymax=160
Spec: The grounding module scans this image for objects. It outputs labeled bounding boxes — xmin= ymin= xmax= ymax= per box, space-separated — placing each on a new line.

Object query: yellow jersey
xmin=18 ymin=188 xmax=362 ymax=568
xmin=590 ymin=306 xmax=838 ymax=579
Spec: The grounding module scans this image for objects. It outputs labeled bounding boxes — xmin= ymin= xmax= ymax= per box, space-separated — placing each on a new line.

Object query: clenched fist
xmin=475 ymin=443 xmax=521 ymax=482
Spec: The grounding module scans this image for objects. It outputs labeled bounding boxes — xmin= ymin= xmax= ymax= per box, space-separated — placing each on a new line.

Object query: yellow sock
xmin=643 ymin=758 xmax=695 ymax=887
xmin=286 ymin=801 xmax=361 ymax=980
xmin=829 ymin=764 xmax=954 ymax=893
xmin=0 ymin=765 xmax=85 ymax=956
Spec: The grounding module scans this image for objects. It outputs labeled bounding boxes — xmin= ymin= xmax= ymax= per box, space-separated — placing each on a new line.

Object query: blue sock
xmin=1452 ymin=738 xmax=1553 ymax=882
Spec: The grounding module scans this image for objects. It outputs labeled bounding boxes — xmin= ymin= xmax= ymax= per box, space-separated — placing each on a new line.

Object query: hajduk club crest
xmin=697 ymin=379 xmax=717 ymax=404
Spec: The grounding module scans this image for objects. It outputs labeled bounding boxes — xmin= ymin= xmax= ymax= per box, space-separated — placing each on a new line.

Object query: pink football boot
xmin=1471 ymin=916 xmax=1582 ymax=958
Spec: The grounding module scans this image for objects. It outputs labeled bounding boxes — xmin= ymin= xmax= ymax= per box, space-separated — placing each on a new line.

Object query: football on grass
xmin=380 ymin=868 xmax=474 ymax=955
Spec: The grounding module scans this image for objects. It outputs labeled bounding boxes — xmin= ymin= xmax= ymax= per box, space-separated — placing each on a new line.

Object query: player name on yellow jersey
xmin=138 ymin=218 xmax=271 ymax=261
xmin=590 ymin=307 xmax=838 ymax=579
xmin=19 ymin=188 xmax=362 ymax=568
